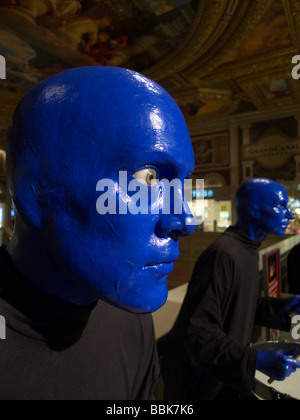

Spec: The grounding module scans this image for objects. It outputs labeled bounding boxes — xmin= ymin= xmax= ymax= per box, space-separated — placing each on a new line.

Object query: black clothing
xmin=287 ymin=244 xmax=300 ymax=294
xmin=159 ymin=227 xmax=291 ymax=400
xmin=0 ymin=246 xmax=159 ymax=400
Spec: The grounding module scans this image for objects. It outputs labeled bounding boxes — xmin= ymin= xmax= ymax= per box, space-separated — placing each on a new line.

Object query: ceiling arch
xmin=0 ymin=0 xmax=299 ymax=141
xmin=146 ymin=0 xmax=273 ymax=81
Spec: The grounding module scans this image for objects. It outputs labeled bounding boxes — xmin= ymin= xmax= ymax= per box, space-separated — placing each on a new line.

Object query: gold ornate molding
xmin=145 ymin=0 xmax=239 ymax=81
xmin=238 ymin=71 xmax=294 ymax=111
xmin=173 ymin=86 xmax=240 ymax=123
xmin=146 ymin=0 xmax=272 ymax=83
xmin=284 ymin=0 xmax=300 ymax=51
xmin=183 ymin=0 xmax=273 ymax=80
xmin=192 ymin=47 xmax=297 ymax=86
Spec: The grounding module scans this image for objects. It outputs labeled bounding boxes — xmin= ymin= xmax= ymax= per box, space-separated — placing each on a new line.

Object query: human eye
xmin=277 ymin=201 xmax=288 ymax=210
xmin=133 ymin=167 xmax=159 ymax=186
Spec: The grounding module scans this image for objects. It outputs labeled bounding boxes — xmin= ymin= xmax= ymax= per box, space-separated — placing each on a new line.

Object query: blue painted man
xmin=159 ymin=178 xmax=300 ymax=400
xmin=0 ymin=66 xmax=195 ymax=400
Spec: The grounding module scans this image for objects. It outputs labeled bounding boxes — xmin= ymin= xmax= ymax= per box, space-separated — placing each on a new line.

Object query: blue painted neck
xmin=7 ymin=218 xmax=97 ymax=307
xmin=234 ymin=222 xmax=267 ymax=243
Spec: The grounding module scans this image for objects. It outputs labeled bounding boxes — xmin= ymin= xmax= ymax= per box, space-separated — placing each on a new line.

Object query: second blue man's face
xmin=254 ymin=181 xmax=294 ymax=236
xmin=24 ymin=68 xmax=195 ymax=313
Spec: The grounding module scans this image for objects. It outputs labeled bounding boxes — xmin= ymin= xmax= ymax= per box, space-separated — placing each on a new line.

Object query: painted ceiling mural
xmin=0 ymin=0 xmax=300 ymax=146
xmin=0 ymin=0 xmax=197 ymax=89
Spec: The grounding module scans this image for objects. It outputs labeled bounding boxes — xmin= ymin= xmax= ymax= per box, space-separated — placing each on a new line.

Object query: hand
xmin=256 ymin=348 xmax=300 ymax=381
xmin=284 ymin=296 xmax=300 ymax=315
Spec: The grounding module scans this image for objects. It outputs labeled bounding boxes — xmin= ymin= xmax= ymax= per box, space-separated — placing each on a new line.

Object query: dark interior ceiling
xmin=0 ymin=0 xmax=299 ymax=147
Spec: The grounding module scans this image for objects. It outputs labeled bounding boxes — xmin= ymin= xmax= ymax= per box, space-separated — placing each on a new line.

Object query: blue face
xmin=9 ymin=67 xmax=195 ymax=313
xmin=258 ymin=184 xmax=294 ymax=236
xmin=240 ymin=178 xmax=295 ymax=237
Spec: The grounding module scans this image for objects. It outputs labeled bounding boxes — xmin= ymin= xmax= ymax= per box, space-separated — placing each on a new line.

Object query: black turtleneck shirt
xmin=159 ymin=227 xmax=291 ymax=400
xmin=0 ymin=246 xmax=159 ymax=400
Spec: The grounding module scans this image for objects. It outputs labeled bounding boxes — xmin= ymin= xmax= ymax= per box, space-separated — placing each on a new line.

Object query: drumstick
xmin=268 ymin=347 xmax=300 ymax=385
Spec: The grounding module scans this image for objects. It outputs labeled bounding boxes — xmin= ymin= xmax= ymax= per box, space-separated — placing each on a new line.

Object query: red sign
xmin=265 ymin=250 xmax=281 ymax=298
xmin=263 ymin=249 xmax=281 ymax=341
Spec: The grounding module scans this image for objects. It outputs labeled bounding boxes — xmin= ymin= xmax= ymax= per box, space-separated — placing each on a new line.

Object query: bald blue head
xmin=236 ymin=178 xmax=294 ymax=240
xmin=6 ymin=66 xmax=195 ymax=312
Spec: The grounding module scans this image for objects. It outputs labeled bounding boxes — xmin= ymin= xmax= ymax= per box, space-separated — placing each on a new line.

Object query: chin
xmin=113 ymin=275 xmax=169 ymax=314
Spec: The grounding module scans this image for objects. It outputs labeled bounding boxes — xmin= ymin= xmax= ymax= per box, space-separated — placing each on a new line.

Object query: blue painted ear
xmin=14 ymin=176 xmax=42 ymax=230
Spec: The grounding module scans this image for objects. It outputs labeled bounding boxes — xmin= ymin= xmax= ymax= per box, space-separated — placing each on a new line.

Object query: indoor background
xmin=0 ymin=0 xmax=300 ymax=293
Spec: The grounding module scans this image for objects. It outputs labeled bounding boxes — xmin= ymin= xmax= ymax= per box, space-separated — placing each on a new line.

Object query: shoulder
xmin=190 ymin=234 xmax=238 ymax=287
xmin=197 ymin=233 xmax=237 ymax=265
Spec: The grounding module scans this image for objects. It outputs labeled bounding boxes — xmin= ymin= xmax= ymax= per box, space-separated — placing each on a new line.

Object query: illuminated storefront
xmin=287 ymin=197 xmax=300 ymax=233
xmin=188 ymin=179 xmax=233 ymax=232
xmin=200 ymin=193 xmax=232 ymax=232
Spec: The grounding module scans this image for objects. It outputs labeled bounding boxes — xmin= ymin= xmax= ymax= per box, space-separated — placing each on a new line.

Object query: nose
xmin=286 ymin=207 xmax=295 ymax=220
xmin=154 ymin=183 xmax=196 ymax=240
xmin=155 ymin=212 xmax=195 ymax=241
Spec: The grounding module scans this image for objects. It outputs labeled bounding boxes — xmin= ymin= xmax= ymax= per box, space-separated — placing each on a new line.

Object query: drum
xmin=252 ymin=341 xmax=300 ymax=400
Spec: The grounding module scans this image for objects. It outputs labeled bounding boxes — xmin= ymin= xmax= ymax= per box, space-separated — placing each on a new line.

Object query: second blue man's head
xmin=236 ymin=178 xmax=294 ymax=242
